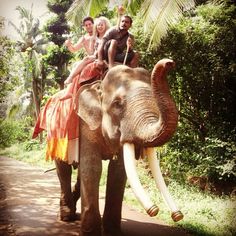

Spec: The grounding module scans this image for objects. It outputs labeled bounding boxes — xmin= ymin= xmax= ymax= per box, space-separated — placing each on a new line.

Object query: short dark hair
xmin=123 ymin=15 xmax=132 ymax=24
xmin=82 ymin=16 xmax=94 ymax=25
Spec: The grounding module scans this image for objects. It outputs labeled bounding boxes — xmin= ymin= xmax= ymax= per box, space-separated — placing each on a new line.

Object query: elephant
xmin=54 ymin=59 xmax=183 ymax=236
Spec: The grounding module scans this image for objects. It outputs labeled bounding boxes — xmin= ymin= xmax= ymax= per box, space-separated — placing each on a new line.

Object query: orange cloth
xmin=32 ymin=61 xmax=103 ymax=163
xmin=32 ymin=76 xmax=80 ymax=162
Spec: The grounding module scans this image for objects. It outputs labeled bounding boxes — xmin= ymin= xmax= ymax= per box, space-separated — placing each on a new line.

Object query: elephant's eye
xmin=108 ymin=95 xmax=126 ymax=117
xmin=112 ymin=98 xmax=123 ymax=109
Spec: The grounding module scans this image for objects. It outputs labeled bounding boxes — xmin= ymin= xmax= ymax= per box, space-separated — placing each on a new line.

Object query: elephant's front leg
xmin=80 ymin=147 xmax=102 ymax=236
xmin=103 ymin=153 xmax=127 ymax=235
xmin=55 ymin=159 xmax=78 ymax=221
xmin=72 ymin=167 xmax=81 ymax=209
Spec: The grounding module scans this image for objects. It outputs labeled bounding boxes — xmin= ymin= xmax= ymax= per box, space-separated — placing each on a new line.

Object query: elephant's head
xmin=78 ymin=58 xmax=177 ymax=149
xmin=101 ymin=59 xmax=178 ymax=148
xmin=77 ymin=59 xmax=183 ymax=221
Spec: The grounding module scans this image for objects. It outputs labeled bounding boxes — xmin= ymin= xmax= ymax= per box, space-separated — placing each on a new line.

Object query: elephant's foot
xmin=58 ymin=198 xmax=79 ymax=222
xmin=58 ymin=204 xmax=80 ymax=222
xmin=58 ymin=191 xmax=80 ymax=222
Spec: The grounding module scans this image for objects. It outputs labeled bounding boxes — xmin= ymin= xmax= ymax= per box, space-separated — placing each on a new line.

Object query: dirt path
xmin=0 ymin=156 xmax=190 ymax=236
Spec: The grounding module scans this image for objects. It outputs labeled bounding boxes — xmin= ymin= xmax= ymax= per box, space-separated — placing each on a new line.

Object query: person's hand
xmin=126 ymin=37 xmax=133 ymax=49
xmin=84 ymin=55 xmax=96 ymax=63
xmin=118 ymin=5 xmax=125 ymax=15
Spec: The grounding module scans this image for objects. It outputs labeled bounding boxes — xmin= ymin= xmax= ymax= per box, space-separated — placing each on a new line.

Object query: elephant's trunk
xmin=144 ymin=59 xmax=178 ymax=146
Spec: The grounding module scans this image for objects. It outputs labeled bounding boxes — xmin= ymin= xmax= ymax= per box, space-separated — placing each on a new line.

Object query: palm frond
xmin=15 ymin=5 xmax=37 ymax=40
xmin=28 ymin=19 xmax=40 ymax=39
xmin=66 ymin=0 xmax=195 ymax=48
xmin=89 ymin=0 xmax=109 ymax=16
xmin=139 ymin=0 xmax=195 ymax=48
xmin=15 ymin=5 xmax=33 ymax=22
xmin=124 ymin=0 xmax=143 ymax=15
xmin=66 ymin=0 xmax=112 ymax=27
xmin=8 ymin=21 xmax=25 ymax=40
xmin=66 ymin=0 xmax=90 ymax=27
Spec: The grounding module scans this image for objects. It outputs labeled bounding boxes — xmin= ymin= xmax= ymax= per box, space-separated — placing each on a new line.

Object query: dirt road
xmin=0 ymin=156 xmax=190 ymax=236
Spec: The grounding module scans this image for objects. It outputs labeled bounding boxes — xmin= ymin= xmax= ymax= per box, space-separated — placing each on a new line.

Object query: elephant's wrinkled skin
xmin=55 ymin=59 xmax=178 ymax=236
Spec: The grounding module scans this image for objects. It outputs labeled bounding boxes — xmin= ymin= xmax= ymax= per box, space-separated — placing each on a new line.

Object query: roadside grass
xmin=125 ymin=161 xmax=236 ymax=236
xmin=0 ymin=143 xmax=235 ymax=236
xmin=0 ymin=141 xmax=54 ymax=169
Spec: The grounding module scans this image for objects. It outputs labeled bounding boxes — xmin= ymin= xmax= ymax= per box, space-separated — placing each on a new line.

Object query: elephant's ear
xmin=75 ymin=81 xmax=102 ymax=130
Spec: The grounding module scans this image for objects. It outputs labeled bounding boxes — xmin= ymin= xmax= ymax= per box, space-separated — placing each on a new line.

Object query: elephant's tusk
xmin=146 ymin=147 xmax=184 ymax=222
xmin=123 ymin=143 xmax=159 ymax=217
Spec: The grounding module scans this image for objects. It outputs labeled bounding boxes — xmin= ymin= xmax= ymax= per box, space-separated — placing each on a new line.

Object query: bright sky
xmin=0 ymin=0 xmax=49 ymax=39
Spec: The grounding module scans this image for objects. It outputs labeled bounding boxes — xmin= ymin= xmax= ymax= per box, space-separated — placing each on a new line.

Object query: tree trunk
xmin=32 ymin=79 xmax=43 ymax=142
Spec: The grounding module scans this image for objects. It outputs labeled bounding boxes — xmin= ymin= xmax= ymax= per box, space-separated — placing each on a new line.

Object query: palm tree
xmin=66 ymin=0 xmax=195 ymax=48
xmin=9 ymin=5 xmax=47 ymax=119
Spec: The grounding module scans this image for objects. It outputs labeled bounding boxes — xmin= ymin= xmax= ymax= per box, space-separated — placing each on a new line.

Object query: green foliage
xmin=42 ymin=44 xmax=72 ymax=83
xmin=40 ymin=85 xmax=59 ymax=106
xmin=8 ymin=5 xmax=49 ymax=121
xmin=66 ymin=0 xmax=110 ymax=26
xmin=42 ymin=0 xmax=73 ymax=87
xmin=0 ymin=38 xmax=16 ymax=99
xmin=0 ymin=19 xmax=25 ymax=119
xmin=47 ymin=0 xmax=73 ymax=14
xmin=146 ymin=1 xmax=236 ymax=184
xmin=202 ymin=137 xmax=236 ymax=180
xmin=44 ymin=15 xmax=70 ymax=45
xmin=0 ymin=19 xmax=18 ymax=104
xmin=163 ymin=126 xmax=236 ymax=183
xmin=43 ymin=44 xmax=72 ymax=66
xmin=0 ymin=118 xmax=32 ymax=148
xmin=23 ymin=139 xmax=43 ymax=151
xmin=131 ymin=15 xmax=159 ymax=70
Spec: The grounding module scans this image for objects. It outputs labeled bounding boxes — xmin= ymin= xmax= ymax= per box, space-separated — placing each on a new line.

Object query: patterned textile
xmin=32 ymin=62 xmax=102 ymax=164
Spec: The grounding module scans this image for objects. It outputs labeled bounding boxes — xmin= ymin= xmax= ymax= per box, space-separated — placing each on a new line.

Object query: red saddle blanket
xmin=32 ymin=61 xmax=102 ymax=163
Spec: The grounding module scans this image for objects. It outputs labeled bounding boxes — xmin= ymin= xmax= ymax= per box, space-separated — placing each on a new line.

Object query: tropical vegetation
xmin=8 ymin=6 xmax=48 ymax=119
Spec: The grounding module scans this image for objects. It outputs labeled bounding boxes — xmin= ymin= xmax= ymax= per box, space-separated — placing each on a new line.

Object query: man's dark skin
xmin=97 ymin=15 xmax=138 ymax=69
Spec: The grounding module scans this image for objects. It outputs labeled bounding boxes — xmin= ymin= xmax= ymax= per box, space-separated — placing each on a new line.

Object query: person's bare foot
xmin=108 ymin=63 xmax=114 ymax=69
xmin=95 ymin=60 xmax=104 ymax=70
xmin=64 ymin=76 xmax=73 ymax=85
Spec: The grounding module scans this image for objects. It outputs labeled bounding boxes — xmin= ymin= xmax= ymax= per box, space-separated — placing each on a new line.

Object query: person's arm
xmin=97 ymin=39 xmax=106 ymax=66
xmin=127 ymin=34 xmax=135 ymax=50
xmin=96 ymin=28 xmax=114 ymax=67
xmin=64 ymin=36 xmax=85 ymax=53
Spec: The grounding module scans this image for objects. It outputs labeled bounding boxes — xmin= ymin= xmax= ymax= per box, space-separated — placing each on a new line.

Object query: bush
xmin=0 ymin=119 xmax=31 ymax=148
xmin=162 ymin=125 xmax=236 ymax=190
xmin=149 ymin=1 xmax=236 ymax=187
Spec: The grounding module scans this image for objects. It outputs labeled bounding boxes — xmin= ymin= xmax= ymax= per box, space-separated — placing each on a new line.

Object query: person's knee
xmin=109 ymin=39 xmax=118 ymax=49
xmin=134 ymin=51 xmax=140 ymax=60
xmin=130 ymin=51 xmax=140 ymax=68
